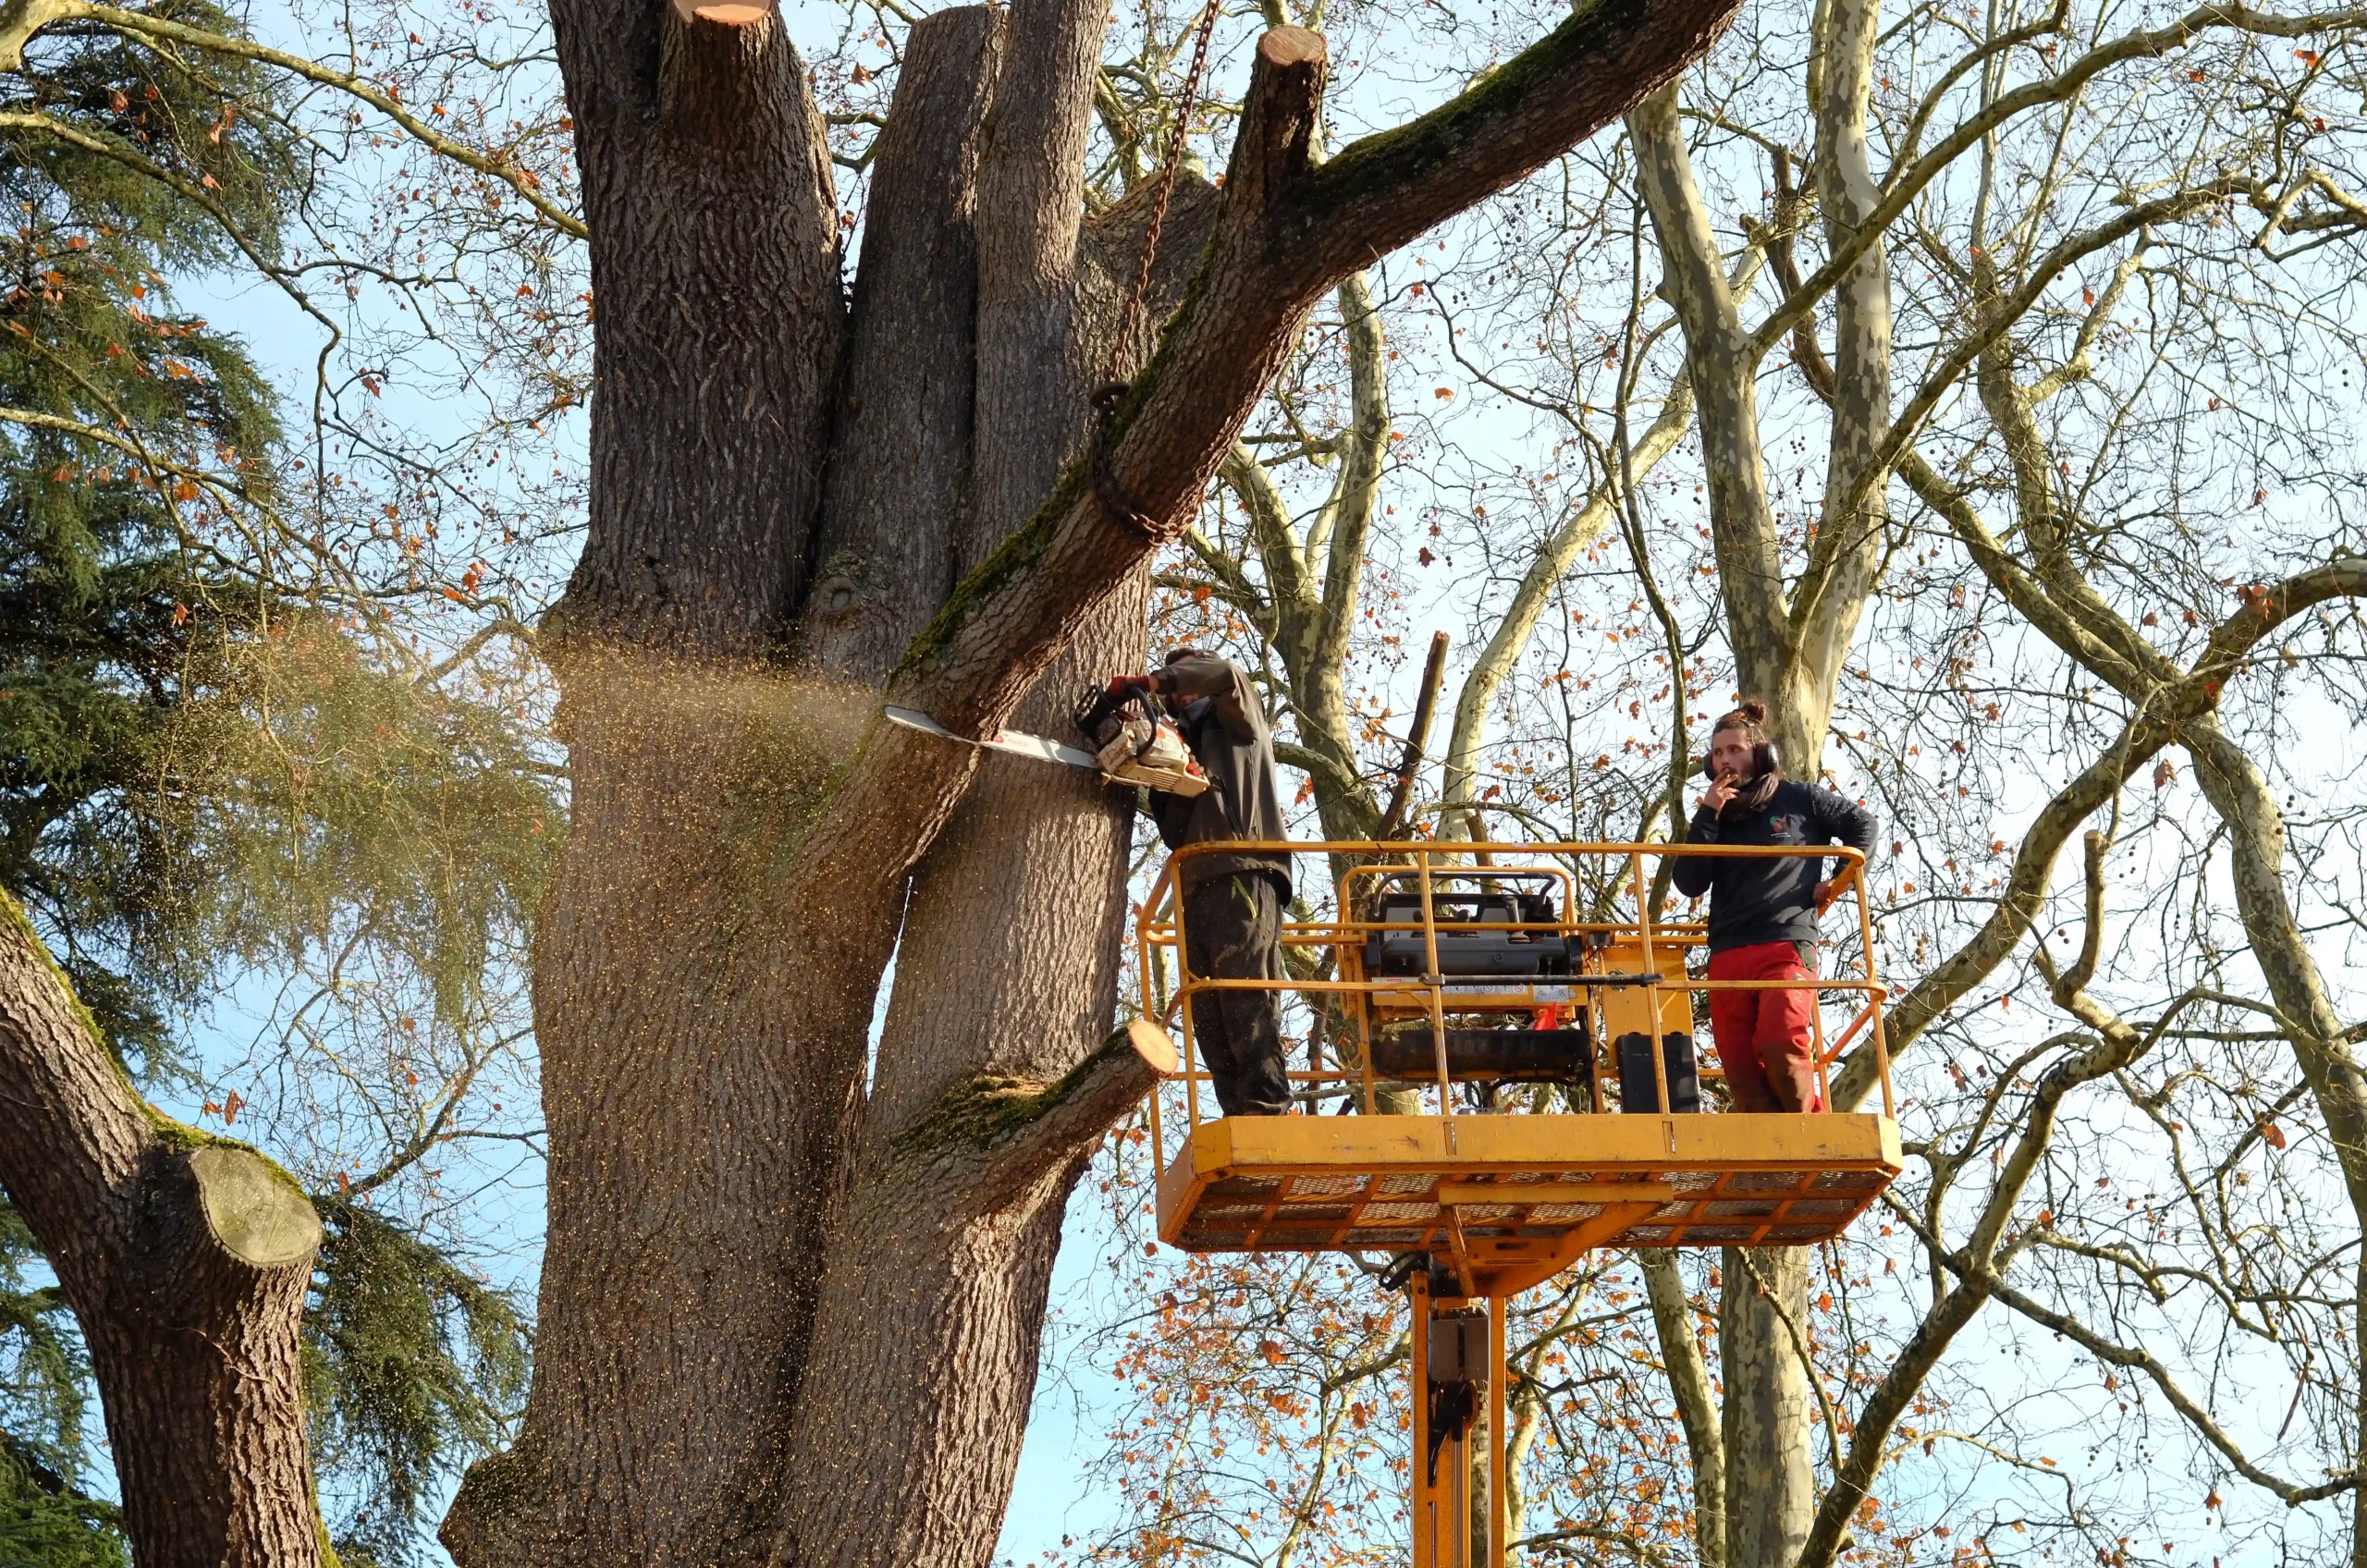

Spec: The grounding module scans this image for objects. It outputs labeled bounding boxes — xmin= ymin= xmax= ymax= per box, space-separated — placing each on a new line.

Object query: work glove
xmin=1104 ymin=673 xmax=1159 ymax=700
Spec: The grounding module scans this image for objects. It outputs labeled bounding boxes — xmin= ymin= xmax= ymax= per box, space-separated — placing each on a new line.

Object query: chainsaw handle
xmin=1130 ymin=692 xmax=1168 ymax=760
xmin=1073 ymin=684 xmax=1171 ymax=753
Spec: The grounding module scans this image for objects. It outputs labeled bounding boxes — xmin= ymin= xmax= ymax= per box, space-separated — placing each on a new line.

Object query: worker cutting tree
xmin=1672 ymin=700 xmax=1878 ymax=1114
xmin=1101 ymin=649 xmax=1294 ymax=1118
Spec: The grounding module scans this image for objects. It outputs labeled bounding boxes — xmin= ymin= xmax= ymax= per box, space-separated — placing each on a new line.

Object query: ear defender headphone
xmin=1699 ymin=732 xmax=1781 ymax=778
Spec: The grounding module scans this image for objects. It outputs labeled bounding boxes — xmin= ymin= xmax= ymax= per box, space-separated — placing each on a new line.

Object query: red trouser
xmin=1707 ymin=941 xmax=1823 ymax=1113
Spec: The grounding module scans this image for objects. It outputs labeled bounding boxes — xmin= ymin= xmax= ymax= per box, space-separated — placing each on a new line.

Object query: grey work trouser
xmin=1182 ymin=872 xmax=1291 ymax=1117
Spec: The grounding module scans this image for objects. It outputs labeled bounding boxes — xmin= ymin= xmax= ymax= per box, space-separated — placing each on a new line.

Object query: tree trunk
xmin=1720 ymin=1246 xmax=1814 ymax=1568
xmin=2185 ymin=717 xmax=2367 ymax=1568
xmin=0 ymin=896 xmax=325 ymax=1568
xmin=777 ymin=11 xmax=1208 ymax=1558
xmin=1641 ymin=1249 xmax=1725 ymax=1568
xmin=1631 ymin=84 xmax=1826 ymax=1567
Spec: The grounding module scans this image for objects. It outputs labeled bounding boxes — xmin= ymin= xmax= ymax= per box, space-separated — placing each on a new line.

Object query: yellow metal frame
xmin=1134 ymin=840 xmax=1900 ymax=1275
xmin=1139 ymin=842 xmax=1891 ymax=1097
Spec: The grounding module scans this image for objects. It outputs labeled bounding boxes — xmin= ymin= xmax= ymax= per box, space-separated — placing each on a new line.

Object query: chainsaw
xmin=882 ymin=686 xmax=1209 ymax=797
xmin=1072 ymin=684 xmax=1211 ymax=795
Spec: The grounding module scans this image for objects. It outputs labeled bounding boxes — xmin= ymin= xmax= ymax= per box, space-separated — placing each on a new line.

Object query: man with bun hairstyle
xmin=1670 ymin=700 xmax=1877 ymax=1113
xmin=1101 ymin=649 xmax=1293 ymax=1116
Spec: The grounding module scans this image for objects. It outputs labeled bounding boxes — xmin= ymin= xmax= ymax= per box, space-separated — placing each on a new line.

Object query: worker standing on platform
xmin=1672 ymin=700 xmax=1877 ymax=1113
xmin=1104 ymin=649 xmax=1294 ymax=1117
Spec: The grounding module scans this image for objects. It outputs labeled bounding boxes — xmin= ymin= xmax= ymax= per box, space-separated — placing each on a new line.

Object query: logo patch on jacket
xmin=1769 ymin=815 xmax=1799 ymax=836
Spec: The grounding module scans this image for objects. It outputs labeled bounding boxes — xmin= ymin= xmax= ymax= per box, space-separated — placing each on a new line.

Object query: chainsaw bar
xmin=882 ymin=706 xmax=1100 ymax=770
xmin=882 ymin=704 xmax=1210 ymax=797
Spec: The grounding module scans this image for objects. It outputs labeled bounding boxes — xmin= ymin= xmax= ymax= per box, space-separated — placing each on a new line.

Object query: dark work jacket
xmin=1671 ymin=778 xmax=1877 ymax=953
xmin=1146 ymin=656 xmax=1293 ymax=898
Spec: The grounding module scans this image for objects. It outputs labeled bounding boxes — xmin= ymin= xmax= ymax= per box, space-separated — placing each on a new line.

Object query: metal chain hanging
xmin=1092 ymin=0 xmax=1225 ymax=533
xmin=1121 ymin=0 xmax=1225 ymax=351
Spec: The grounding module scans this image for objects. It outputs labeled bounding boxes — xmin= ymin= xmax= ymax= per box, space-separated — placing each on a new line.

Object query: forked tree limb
xmin=1627 ymin=82 xmax=1794 ymax=692
xmin=1846 ymin=455 xmax=2367 ymax=1109
xmin=1833 ymin=707 xmax=2168 ymax=1109
xmin=0 ymin=896 xmax=325 ymax=1568
xmin=773 ymin=11 xmax=1743 ymax=1203
xmin=1750 ymin=1 xmax=2367 ymax=367
xmin=1802 ymin=1009 xmax=2171 ymax=1568
xmin=766 ymin=15 xmax=1743 ymax=1267
xmin=905 ymin=1019 xmax=1176 ymax=1218
xmin=2191 ymin=557 xmax=2367 ymax=689
xmin=2186 ymin=716 xmax=2367 ymax=1207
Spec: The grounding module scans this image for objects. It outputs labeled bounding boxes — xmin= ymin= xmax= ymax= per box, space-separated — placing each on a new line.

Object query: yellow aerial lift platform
xmin=1129 ymin=839 xmax=1900 ymax=1568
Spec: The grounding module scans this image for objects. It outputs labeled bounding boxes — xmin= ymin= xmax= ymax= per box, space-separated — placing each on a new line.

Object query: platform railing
xmin=1134 ymin=840 xmax=1893 ymax=1179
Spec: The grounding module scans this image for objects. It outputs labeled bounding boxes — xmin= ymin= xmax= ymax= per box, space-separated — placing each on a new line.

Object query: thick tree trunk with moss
xmin=0 ymin=896 xmax=325 ymax=1568
xmin=427 ymin=2 xmax=1744 ymax=1564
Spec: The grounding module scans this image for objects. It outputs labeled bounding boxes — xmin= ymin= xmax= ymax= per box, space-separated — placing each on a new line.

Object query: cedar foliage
xmin=0 ymin=0 xmax=289 ymax=1075
xmin=0 ymin=6 xmax=549 ymax=1560
xmin=305 ymin=1198 xmax=532 ymax=1568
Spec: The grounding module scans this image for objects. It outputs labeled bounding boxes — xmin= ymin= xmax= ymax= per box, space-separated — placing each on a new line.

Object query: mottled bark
xmin=1628 ymin=83 xmax=1791 ymax=704
xmin=2185 ymin=717 xmax=2367 ymax=1566
xmin=1717 ymin=1245 xmax=1813 ymax=1568
xmin=1790 ymin=0 xmax=1892 ymax=720
xmin=1640 ymin=1250 xmax=1725 ymax=1568
xmin=0 ymin=896 xmax=324 ymax=1568
xmin=1632 ymin=83 xmax=1821 ymax=1565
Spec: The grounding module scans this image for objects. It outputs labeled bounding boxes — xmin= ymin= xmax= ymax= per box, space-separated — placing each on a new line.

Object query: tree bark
xmin=1789 ymin=0 xmax=1892 ymax=702
xmin=448 ymin=4 xmax=854 ymax=1558
xmin=2184 ymin=717 xmax=2367 ymax=1568
xmin=1718 ymin=1246 xmax=1813 ymax=1568
xmin=1628 ymin=84 xmax=1792 ymax=705
xmin=776 ymin=53 xmax=1213 ymax=1568
xmin=1640 ymin=1250 xmax=1725 ymax=1568
xmin=551 ymin=0 xmax=843 ymax=660
xmin=0 ymin=895 xmax=325 ymax=1568
xmin=804 ymin=7 xmax=998 ymax=682
xmin=771 ymin=1027 xmax=1170 ymax=1567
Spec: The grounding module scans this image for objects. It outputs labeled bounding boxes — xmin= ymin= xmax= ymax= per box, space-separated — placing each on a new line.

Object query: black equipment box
xmin=1427 ymin=1309 xmax=1490 ymax=1384
xmin=1361 ymin=873 xmax=1571 ymax=978
xmin=1614 ymin=1031 xmax=1701 ymax=1114
xmin=1370 ymin=1026 xmax=1593 ymax=1083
